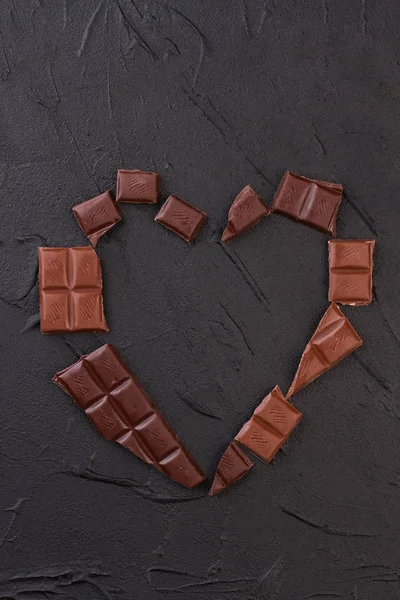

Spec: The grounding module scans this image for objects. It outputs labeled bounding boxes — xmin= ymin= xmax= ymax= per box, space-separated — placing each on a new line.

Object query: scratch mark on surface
xmin=323 ymin=0 xmax=329 ymax=24
xmin=62 ymin=0 xmax=68 ymax=30
xmin=1 ymin=498 xmax=28 ymax=548
xmin=78 ymin=1 xmax=104 ymax=57
xmin=373 ymin=288 xmax=400 ymax=349
xmin=0 ymin=29 xmax=10 ymax=80
xmin=176 ymin=392 xmax=222 ymax=420
xmin=115 ymin=0 xmax=158 ymax=59
xmin=361 ymin=0 xmax=367 ymax=34
xmin=219 ymin=301 xmax=254 ymax=355
xmin=232 ymin=249 xmax=270 ymax=308
xmin=20 ymin=312 xmax=41 ymax=333
xmin=301 ymin=594 xmax=343 ymax=599
xmin=106 ymin=64 xmax=123 ymax=163
xmin=312 ymin=123 xmax=327 ymax=155
xmin=56 ymin=467 xmax=207 ymax=503
xmin=217 ymin=242 xmax=270 ymax=311
xmin=240 ymin=0 xmax=251 ymax=37
xmin=147 ymin=566 xmax=255 ymax=592
xmin=352 ymin=354 xmax=392 ymax=393
xmin=281 ymin=507 xmax=377 ymax=537
xmin=11 ymin=0 xmax=25 ymax=31
xmin=182 ymin=87 xmax=225 ymax=137
xmin=48 ymin=64 xmax=60 ymax=103
xmin=258 ymin=1 xmax=269 ymax=34
xmin=164 ymin=36 xmax=181 ymax=56
xmin=343 ymin=191 xmax=377 ymax=236
xmin=131 ymin=0 xmax=144 ymax=19
xmin=248 ymin=556 xmax=284 ymax=600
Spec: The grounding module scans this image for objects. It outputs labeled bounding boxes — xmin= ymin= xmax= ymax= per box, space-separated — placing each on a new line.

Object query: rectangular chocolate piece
xmin=272 ymin=171 xmax=343 ymax=235
xmin=222 ymin=185 xmax=271 ymax=242
xmin=235 ymin=385 xmax=302 ymax=463
xmin=39 ymin=247 xmax=108 ymax=333
xmin=287 ymin=302 xmax=362 ymax=398
xmin=53 ymin=344 xmax=205 ymax=489
xmin=209 ymin=442 xmax=253 ymax=496
xmin=72 ymin=191 xmax=122 ymax=247
xmin=116 ymin=169 xmax=159 ymax=203
xmin=155 ymin=195 xmax=207 ymax=243
xmin=328 ymin=239 xmax=375 ymax=305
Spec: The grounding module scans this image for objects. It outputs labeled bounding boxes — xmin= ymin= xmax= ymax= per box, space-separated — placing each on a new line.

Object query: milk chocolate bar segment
xmin=272 ymin=171 xmax=343 ymax=235
xmin=286 ymin=302 xmax=363 ymax=398
xmin=72 ymin=191 xmax=122 ymax=247
xmin=221 ymin=185 xmax=271 ymax=242
xmin=235 ymin=385 xmax=302 ymax=463
xmin=116 ymin=169 xmax=160 ymax=203
xmin=53 ymin=344 xmax=205 ymax=488
xmin=209 ymin=442 xmax=254 ymax=496
xmin=328 ymin=239 xmax=375 ymax=305
xmin=155 ymin=195 xmax=207 ymax=243
xmin=39 ymin=247 xmax=108 ymax=333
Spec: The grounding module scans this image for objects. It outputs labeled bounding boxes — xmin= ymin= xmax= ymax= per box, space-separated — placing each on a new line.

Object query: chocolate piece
xmin=155 ymin=195 xmax=207 ymax=243
xmin=116 ymin=169 xmax=159 ymax=203
xmin=209 ymin=442 xmax=253 ymax=496
xmin=328 ymin=239 xmax=375 ymax=306
xmin=39 ymin=247 xmax=108 ymax=333
xmin=221 ymin=185 xmax=271 ymax=242
xmin=235 ymin=386 xmax=302 ymax=463
xmin=287 ymin=303 xmax=362 ymax=398
xmin=272 ymin=171 xmax=343 ymax=235
xmin=53 ymin=344 xmax=205 ymax=489
xmin=72 ymin=191 xmax=122 ymax=247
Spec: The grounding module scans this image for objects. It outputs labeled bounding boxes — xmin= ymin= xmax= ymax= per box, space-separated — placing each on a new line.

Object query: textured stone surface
xmin=0 ymin=1 xmax=399 ymax=598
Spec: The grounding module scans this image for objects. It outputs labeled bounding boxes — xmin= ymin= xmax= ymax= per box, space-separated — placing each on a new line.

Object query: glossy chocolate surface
xmin=72 ymin=191 xmax=122 ymax=247
xmin=39 ymin=247 xmax=108 ymax=333
xmin=53 ymin=344 xmax=206 ymax=489
xmin=328 ymin=239 xmax=375 ymax=305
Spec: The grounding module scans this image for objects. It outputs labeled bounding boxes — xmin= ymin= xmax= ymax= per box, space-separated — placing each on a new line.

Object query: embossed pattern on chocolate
xmin=272 ymin=171 xmax=343 ymax=235
xmin=221 ymin=185 xmax=271 ymax=242
xmin=39 ymin=247 xmax=108 ymax=333
xmin=116 ymin=169 xmax=160 ymax=203
xmin=235 ymin=386 xmax=302 ymax=463
xmin=209 ymin=442 xmax=253 ymax=496
xmin=328 ymin=239 xmax=375 ymax=305
xmin=154 ymin=195 xmax=207 ymax=243
xmin=287 ymin=302 xmax=363 ymax=398
xmin=72 ymin=191 xmax=122 ymax=247
xmin=53 ymin=344 xmax=206 ymax=489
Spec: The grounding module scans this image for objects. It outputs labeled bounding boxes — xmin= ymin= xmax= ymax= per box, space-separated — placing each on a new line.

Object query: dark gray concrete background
xmin=0 ymin=1 xmax=399 ymax=598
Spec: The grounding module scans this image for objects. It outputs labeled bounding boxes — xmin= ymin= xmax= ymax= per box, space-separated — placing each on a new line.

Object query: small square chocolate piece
xmin=272 ymin=171 xmax=343 ymax=235
xmin=154 ymin=195 xmax=207 ymax=243
xmin=39 ymin=247 xmax=108 ymax=333
xmin=72 ymin=191 xmax=122 ymax=247
xmin=235 ymin=386 xmax=302 ymax=463
xmin=328 ymin=239 xmax=375 ymax=305
xmin=116 ymin=169 xmax=159 ymax=203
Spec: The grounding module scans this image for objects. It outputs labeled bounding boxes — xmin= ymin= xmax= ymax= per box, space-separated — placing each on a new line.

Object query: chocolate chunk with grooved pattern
xmin=272 ymin=171 xmax=343 ymax=235
xmin=221 ymin=185 xmax=271 ymax=242
xmin=53 ymin=344 xmax=205 ymax=489
xmin=286 ymin=302 xmax=363 ymax=398
xmin=155 ymin=195 xmax=207 ymax=243
xmin=328 ymin=239 xmax=375 ymax=305
xmin=72 ymin=191 xmax=122 ymax=247
xmin=39 ymin=247 xmax=108 ymax=333
xmin=116 ymin=169 xmax=160 ymax=203
xmin=209 ymin=442 xmax=253 ymax=496
xmin=235 ymin=386 xmax=302 ymax=463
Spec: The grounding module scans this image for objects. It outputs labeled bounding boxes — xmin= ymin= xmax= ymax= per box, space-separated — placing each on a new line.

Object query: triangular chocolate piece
xmin=286 ymin=303 xmax=362 ymax=398
xmin=209 ymin=442 xmax=253 ymax=496
xmin=222 ymin=185 xmax=270 ymax=242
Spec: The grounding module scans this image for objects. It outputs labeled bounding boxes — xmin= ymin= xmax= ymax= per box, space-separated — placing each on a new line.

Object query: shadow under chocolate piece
xmin=272 ymin=171 xmax=343 ymax=235
xmin=39 ymin=247 xmax=108 ymax=333
xmin=53 ymin=344 xmax=206 ymax=489
xmin=72 ymin=191 xmax=122 ymax=247
xmin=235 ymin=385 xmax=302 ymax=463
xmin=155 ymin=195 xmax=207 ymax=243
xmin=116 ymin=169 xmax=160 ymax=203
xmin=328 ymin=239 xmax=375 ymax=306
xmin=287 ymin=302 xmax=362 ymax=399
xmin=221 ymin=185 xmax=271 ymax=242
xmin=209 ymin=442 xmax=253 ymax=496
